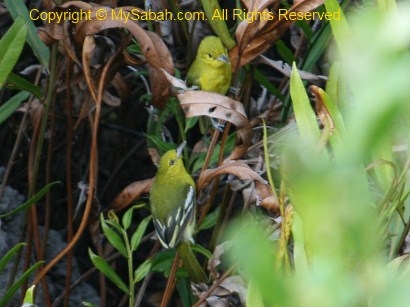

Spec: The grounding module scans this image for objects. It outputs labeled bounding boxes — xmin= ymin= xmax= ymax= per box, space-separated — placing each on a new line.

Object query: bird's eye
xmin=207 ymin=53 xmax=212 ymax=58
xmin=169 ymin=159 xmax=175 ymax=166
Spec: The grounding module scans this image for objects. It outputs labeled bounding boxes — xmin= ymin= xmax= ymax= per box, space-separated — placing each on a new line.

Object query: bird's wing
xmin=153 ymin=184 xmax=195 ymax=248
xmin=186 ymin=62 xmax=201 ymax=89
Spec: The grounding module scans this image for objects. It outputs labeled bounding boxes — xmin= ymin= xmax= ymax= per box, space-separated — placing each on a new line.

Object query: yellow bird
xmin=186 ymin=36 xmax=232 ymax=94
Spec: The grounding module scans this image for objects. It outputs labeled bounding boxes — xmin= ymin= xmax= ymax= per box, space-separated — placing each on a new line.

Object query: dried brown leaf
xmin=311 ymin=85 xmax=334 ymax=132
xmin=260 ymin=55 xmax=327 ymax=81
xmin=110 ymin=178 xmax=154 ymax=211
xmin=197 ymin=161 xmax=266 ymax=190
xmin=231 ymin=0 xmax=324 ymax=70
xmin=255 ymin=181 xmax=279 ymax=212
xmin=40 ymin=3 xmax=174 ymax=109
xmin=177 ymin=91 xmax=252 ymax=160
xmin=207 ymin=242 xmax=232 ymax=279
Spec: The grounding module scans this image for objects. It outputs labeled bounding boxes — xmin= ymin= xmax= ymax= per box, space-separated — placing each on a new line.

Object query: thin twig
xmin=160 ymin=252 xmax=180 ymax=307
xmin=193 ymin=266 xmax=236 ymax=307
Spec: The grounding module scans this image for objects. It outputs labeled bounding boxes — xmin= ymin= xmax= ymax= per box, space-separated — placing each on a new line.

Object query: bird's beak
xmin=216 ymin=54 xmax=230 ymax=64
xmin=176 ymin=141 xmax=186 ymax=159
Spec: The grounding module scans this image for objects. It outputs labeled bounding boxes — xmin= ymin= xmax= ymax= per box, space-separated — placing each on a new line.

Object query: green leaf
xmin=176 ymin=277 xmax=194 ymax=307
xmin=324 ymin=0 xmax=350 ymax=56
xmin=88 ymin=248 xmax=128 ymax=294
xmin=302 ymin=25 xmax=332 ymax=72
xmin=290 ymin=63 xmax=320 ymax=142
xmin=198 ymin=207 xmax=220 ymax=231
xmin=151 ymin=249 xmax=176 ymax=273
xmin=100 ymin=215 xmax=127 ymax=257
xmin=122 ymin=207 xmax=134 ymax=231
xmin=254 ymin=69 xmax=285 ymax=102
xmin=0 ymin=91 xmax=29 ymax=125
xmin=131 ymin=215 xmax=152 ymax=251
xmin=184 ymin=117 xmax=199 ymax=133
xmin=275 ymin=40 xmax=295 ymax=64
xmin=191 ymin=244 xmax=212 ymax=259
xmin=0 ymin=243 xmax=25 ymax=272
xmin=5 ymin=72 xmax=43 ymax=98
xmin=145 ymin=135 xmax=175 ymax=155
xmin=23 ymin=285 xmax=36 ymax=305
xmin=0 ymin=16 xmax=27 ymax=87
xmin=133 ymin=259 xmax=152 ymax=283
xmin=200 ymin=0 xmax=236 ymax=49
xmin=4 ymin=0 xmax=50 ymax=67
xmin=0 ymin=261 xmax=44 ymax=307
xmin=82 ymin=302 xmax=98 ymax=307
xmin=0 ymin=181 xmax=60 ymax=218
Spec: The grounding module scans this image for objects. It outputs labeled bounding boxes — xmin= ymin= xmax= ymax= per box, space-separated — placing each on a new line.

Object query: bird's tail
xmin=177 ymin=241 xmax=207 ymax=283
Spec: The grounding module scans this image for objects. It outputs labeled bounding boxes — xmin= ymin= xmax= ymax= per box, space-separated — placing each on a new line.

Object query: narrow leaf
xmin=100 ymin=215 xmax=127 ymax=257
xmin=122 ymin=206 xmax=134 ymax=230
xmin=198 ymin=207 xmax=220 ymax=231
xmin=0 ymin=243 xmax=25 ymax=272
xmin=4 ymin=0 xmax=50 ymax=67
xmin=131 ymin=216 xmax=152 ymax=251
xmin=324 ymin=0 xmax=350 ymax=56
xmin=88 ymin=249 xmax=128 ymax=293
xmin=5 ymin=72 xmax=43 ymax=98
xmin=191 ymin=244 xmax=213 ymax=259
xmin=0 ymin=16 xmax=27 ymax=87
xmin=290 ymin=62 xmax=320 ymax=142
xmin=134 ymin=259 xmax=152 ymax=283
xmin=0 ymin=182 xmax=60 ymax=218
xmin=0 ymin=261 xmax=44 ymax=306
xmin=0 ymin=91 xmax=30 ymax=125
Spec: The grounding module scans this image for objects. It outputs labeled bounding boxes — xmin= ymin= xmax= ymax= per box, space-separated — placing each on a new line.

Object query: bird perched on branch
xmin=150 ymin=142 xmax=207 ymax=282
xmin=186 ymin=35 xmax=232 ymax=95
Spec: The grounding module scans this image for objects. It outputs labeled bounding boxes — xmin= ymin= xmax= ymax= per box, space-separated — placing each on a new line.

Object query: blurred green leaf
xmin=88 ymin=248 xmax=128 ymax=293
xmin=225 ymin=215 xmax=289 ymax=306
xmin=4 ymin=0 xmax=50 ymax=67
xmin=0 ymin=16 xmax=27 ymax=87
xmin=324 ymin=0 xmax=350 ymax=56
xmin=0 ymin=91 xmax=29 ymax=125
xmin=0 ymin=181 xmax=60 ymax=218
xmin=130 ymin=215 xmax=152 ymax=252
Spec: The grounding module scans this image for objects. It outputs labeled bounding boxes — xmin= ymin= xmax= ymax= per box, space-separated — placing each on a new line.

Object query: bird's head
xmin=157 ymin=142 xmax=186 ymax=176
xmin=197 ymin=36 xmax=231 ymax=68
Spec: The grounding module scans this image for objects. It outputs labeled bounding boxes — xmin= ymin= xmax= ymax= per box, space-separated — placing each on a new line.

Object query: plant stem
xmin=122 ymin=229 xmax=134 ymax=307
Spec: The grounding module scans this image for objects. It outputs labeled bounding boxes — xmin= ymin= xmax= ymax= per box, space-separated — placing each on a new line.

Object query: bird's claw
xmin=187 ymin=85 xmax=200 ymax=91
xmin=211 ymin=118 xmax=225 ymax=132
xmin=228 ymin=86 xmax=238 ymax=95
